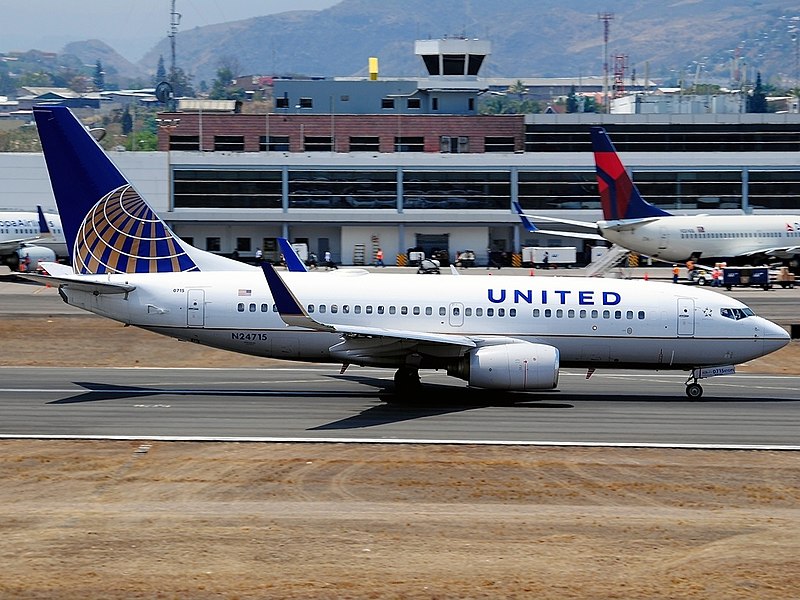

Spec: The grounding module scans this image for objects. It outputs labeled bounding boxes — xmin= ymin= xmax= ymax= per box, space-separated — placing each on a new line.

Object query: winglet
xmin=590 ymin=127 xmax=671 ymax=220
xmin=278 ymin=238 xmax=308 ymax=272
xmin=36 ymin=205 xmax=52 ymax=238
xmin=261 ymin=263 xmax=334 ymax=331
xmin=512 ymin=201 xmax=538 ymax=232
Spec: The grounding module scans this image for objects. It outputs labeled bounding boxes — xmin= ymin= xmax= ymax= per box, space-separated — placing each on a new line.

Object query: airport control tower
xmin=414 ymin=37 xmax=492 ymax=78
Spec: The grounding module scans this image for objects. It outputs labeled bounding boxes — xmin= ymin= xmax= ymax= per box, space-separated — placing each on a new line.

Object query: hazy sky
xmin=0 ymin=0 xmax=339 ymax=62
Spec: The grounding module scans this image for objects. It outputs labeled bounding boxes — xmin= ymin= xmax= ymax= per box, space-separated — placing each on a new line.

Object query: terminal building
xmin=4 ymin=38 xmax=800 ymax=266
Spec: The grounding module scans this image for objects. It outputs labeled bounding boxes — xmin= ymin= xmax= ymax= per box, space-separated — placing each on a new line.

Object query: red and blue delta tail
xmin=590 ymin=127 xmax=671 ymax=221
xmin=33 ymin=106 xmax=248 ymax=275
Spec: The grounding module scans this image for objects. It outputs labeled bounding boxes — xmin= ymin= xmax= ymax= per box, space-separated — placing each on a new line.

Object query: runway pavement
xmin=1 ymin=366 xmax=798 ymax=449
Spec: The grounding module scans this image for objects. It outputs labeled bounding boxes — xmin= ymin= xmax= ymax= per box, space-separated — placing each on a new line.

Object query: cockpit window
xmin=720 ymin=307 xmax=755 ymax=320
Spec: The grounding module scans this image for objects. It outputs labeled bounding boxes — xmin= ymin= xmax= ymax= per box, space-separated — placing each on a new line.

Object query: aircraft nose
xmin=758 ymin=317 xmax=790 ymax=355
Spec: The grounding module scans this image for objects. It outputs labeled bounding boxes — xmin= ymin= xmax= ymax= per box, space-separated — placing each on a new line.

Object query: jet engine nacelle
xmin=10 ymin=245 xmax=57 ymax=271
xmin=448 ymin=342 xmax=560 ymax=391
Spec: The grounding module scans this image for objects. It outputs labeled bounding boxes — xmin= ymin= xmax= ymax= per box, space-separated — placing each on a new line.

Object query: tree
xmin=121 ymin=106 xmax=133 ymax=135
xmin=566 ymin=85 xmax=580 ymax=113
xmin=93 ymin=60 xmax=105 ymax=91
xmin=747 ymin=71 xmax=769 ymax=113
xmin=154 ymin=55 xmax=167 ymax=85
xmin=168 ymin=67 xmax=195 ymax=97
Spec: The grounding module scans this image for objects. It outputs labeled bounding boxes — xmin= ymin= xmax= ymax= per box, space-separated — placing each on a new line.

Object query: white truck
xmin=522 ymin=246 xmax=577 ymax=268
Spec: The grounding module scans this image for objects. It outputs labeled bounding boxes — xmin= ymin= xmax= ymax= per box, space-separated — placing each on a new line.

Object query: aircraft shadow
xmin=48 ymin=381 xmax=381 ymax=405
xmin=309 ymin=375 xmax=574 ymax=430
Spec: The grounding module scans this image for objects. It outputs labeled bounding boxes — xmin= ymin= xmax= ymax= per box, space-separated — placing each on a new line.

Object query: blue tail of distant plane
xmin=590 ymin=127 xmax=671 ymax=221
xmin=278 ymin=238 xmax=308 ymax=272
xmin=33 ymin=105 xmax=248 ymax=275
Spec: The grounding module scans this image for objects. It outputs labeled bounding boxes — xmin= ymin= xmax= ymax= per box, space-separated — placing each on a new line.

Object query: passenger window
xmin=343 ymin=305 xmax=350 ymax=314
xmin=476 ymin=308 xmax=483 ymax=317
xmin=413 ymin=307 xmax=420 ymax=315
xmin=603 ymin=310 xmax=610 ymax=319
xmin=591 ymin=310 xmax=598 ymax=318
xmin=498 ymin=308 xmax=504 ymax=317
xmin=331 ymin=305 xmax=338 ymax=314
xmin=465 ymin=308 xmax=472 ymax=317
xmin=249 ymin=303 xmax=256 ymax=312
xmin=556 ymin=309 xmax=563 ymax=318
xmin=401 ymin=306 xmax=408 ymax=315
xmin=389 ymin=306 xmax=396 ymax=315
xmin=544 ymin=309 xmax=552 ymax=318
xmin=308 ymin=305 xmax=315 ymax=313
xmin=261 ymin=304 xmax=268 ymax=312
xmin=614 ymin=310 xmax=622 ymax=319
xmin=509 ymin=308 xmax=516 ymax=317
xmin=366 ymin=306 xmax=373 ymax=314
xmin=377 ymin=306 xmax=385 ymax=315
xmin=533 ymin=309 xmax=540 ymax=317
xmin=237 ymin=303 xmax=245 ymax=312
xmin=425 ymin=307 xmax=432 ymax=316
xmin=568 ymin=309 xmax=575 ymax=318
xmin=319 ymin=305 xmax=327 ymax=314
xmin=453 ymin=307 xmax=460 ymax=316
xmin=638 ymin=311 xmax=645 ymax=320
xmin=626 ymin=310 xmax=634 ymax=319
xmin=273 ymin=304 xmax=278 ymax=312
xmin=439 ymin=307 xmax=446 ymax=316
xmin=355 ymin=305 xmax=362 ymax=314
xmin=487 ymin=308 xmax=494 ymax=317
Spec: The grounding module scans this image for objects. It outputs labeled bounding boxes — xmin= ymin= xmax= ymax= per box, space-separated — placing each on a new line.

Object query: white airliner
xmin=515 ymin=126 xmax=800 ymax=266
xmin=23 ymin=106 xmax=789 ymax=398
xmin=0 ymin=206 xmax=67 ymax=271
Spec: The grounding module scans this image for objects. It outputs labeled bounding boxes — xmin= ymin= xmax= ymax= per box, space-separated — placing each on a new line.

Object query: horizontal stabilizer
xmin=18 ymin=272 xmax=136 ymax=295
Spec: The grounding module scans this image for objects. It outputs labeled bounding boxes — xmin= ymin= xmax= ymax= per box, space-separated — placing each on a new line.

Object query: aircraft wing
xmin=0 ymin=238 xmax=38 ymax=254
xmin=738 ymin=246 xmax=800 ymax=258
xmin=512 ymin=202 xmax=605 ymax=241
xmin=261 ymin=263 xmax=476 ymax=349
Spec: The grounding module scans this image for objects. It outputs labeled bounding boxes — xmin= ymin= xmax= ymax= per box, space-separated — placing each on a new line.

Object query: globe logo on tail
xmin=73 ymin=185 xmax=198 ymax=274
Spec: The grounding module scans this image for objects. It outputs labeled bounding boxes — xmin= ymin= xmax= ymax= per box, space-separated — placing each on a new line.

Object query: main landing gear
xmin=685 ymin=370 xmax=704 ymax=398
xmin=394 ymin=367 xmax=421 ymax=394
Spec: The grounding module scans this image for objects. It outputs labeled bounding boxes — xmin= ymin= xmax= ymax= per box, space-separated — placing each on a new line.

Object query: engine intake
xmin=448 ymin=342 xmax=559 ymax=391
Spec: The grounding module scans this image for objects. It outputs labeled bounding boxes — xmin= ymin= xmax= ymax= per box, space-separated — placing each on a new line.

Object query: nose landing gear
xmin=685 ymin=365 xmax=736 ymax=398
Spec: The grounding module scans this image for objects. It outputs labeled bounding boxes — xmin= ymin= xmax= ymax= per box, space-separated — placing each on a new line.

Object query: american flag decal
xmin=238 ymin=289 xmax=252 ymax=296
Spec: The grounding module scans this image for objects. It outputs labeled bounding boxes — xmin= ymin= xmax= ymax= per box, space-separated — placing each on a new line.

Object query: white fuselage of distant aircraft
xmin=0 ymin=209 xmax=67 ymax=267
xmin=597 ymin=214 xmax=800 ymax=263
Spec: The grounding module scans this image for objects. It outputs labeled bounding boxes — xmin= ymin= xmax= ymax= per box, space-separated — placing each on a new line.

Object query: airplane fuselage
xmin=0 ymin=210 xmax=68 ymax=258
xmin=58 ymin=270 xmax=787 ymax=371
xmin=598 ymin=214 xmax=800 ymax=264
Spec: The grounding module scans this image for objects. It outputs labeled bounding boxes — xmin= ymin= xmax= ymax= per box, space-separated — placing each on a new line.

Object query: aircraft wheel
xmin=394 ymin=367 xmax=421 ymax=394
xmin=685 ymin=383 xmax=703 ymax=399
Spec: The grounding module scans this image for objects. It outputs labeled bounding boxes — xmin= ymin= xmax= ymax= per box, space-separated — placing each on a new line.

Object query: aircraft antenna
xmin=598 ymin=12 xmax=615 ymax=113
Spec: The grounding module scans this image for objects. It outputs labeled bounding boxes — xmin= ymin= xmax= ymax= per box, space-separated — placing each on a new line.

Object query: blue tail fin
xmin=33 ymin=106 xmax=249 ymax=275
xmin=590 ymin=127 xmax=671 ymax=220
xmin=36 ymin=205 xmax=50 ymax=235
xmin=278 ymin=238 xmax=308 ymax=272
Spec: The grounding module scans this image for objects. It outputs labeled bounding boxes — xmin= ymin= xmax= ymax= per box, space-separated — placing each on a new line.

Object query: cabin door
xmin=187 ymin=289 xmax=205 ymax=327
xmin=449 ymin=302 xmax=464 ymax=327
xmin=658 ymin=227 xmax=669 ymax=250
xmin=677 ymin=297 xmax=695 ymax=336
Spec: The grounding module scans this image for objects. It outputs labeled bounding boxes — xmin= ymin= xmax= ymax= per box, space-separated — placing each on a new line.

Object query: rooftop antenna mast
xmin=169 ymin=0 xmax=182 ymax=76
xmin=598 ymin=12 xmax=614 ymax=113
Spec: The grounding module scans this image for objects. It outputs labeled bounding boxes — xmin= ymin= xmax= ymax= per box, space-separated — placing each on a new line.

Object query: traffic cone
xmin=643 ymin=272 xmax=649 ymax=281
xmin=529 ymin=268 xmax=535 ymax=276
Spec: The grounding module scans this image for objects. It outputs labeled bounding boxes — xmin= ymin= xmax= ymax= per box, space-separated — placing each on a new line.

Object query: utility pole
xmin=598 ymin=12 xmax=614 ymax=113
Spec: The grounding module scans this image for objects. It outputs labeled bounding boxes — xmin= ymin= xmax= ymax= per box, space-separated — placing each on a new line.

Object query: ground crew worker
xmin=375 ymin=248 xmax=385 ymax=267
xmin=672 ymin=264 xmax=680 ymax=284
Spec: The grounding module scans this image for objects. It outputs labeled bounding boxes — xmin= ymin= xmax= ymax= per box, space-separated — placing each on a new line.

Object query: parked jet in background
xmin=0 ymin=206 xmax=67 ymax=272
xmin=22 ymin=106 xmax=789 ymax=398
xmin=515 ymin=127 xmax=800 ymax=267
